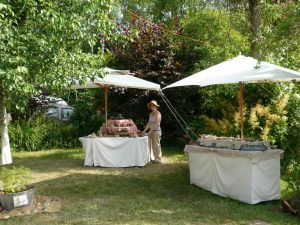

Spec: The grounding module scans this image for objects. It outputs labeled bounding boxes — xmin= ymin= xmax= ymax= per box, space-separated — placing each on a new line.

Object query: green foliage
xmin=108 ymin=9 xmax=251 ymax=142
xmin=245 ymin=93 xmax=289 ymax=143
xmin=108 ymin=17 xmax=186 ymax=138
xmin=0 ymin=166 xmax=31 ymax=194
xmin=259 ymin=0 xmax=300 ymax=70
xmin=118 ymin=0 xmax=207 ymax=24
xmin=196 ymin=84 xmax=239 ymax=119
xmin=9 ymin=116 xmax=48 ymax=151
xmin=282 ymin=126 xmax=300 ymax=194
xmin=188 ymin=84 xmax=292 ymax=144
xmin=281 ymin=92 xmax=300 ymax=192
xmin=68 ymin=90 xmax=105 ymax=137
xmin=168 ymin=10 xmax=250 ymax=140
xmin=1 ymin=0 xmax=117 ymax=150
xmin=191 ymin=115 xmax=237 ymax=138
xmin=111 ymin=17 xmax=180 ymax=84
xmin=43 ymin=120 xmax=80 ymax=149
xmin=179 ymin=10 xmax=250 ymax=73
xmin=0 ymin=0 xmax=116 ymax=111
xmin=9 ymin=115 xmax=79 ymax=151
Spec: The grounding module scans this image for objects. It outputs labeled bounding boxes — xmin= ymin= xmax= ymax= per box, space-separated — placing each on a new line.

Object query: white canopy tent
xmin=71 ymin=68 xmax=160 ymax=91
xmin=70 ymin=68 xmax=160 ymax=124
xmin=163 ymin=55 xmax=300 ymax=138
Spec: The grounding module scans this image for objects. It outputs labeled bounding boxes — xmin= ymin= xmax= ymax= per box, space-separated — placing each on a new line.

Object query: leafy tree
xmin=118 ymin=0 xmax=207 ymax=24
xmin=178 ymin=10 xmax=250 ymax=73
xmin=223 ymin=0 xmax=300 ymax=64
xmin=259 ymin=0 xmax=300 ymax=69
xmin=107 ymin=10 xmax=250 ymax=142
xmin=180 ymin=1 xmax=299 ymax=139
xmin=68 ymin=89 xmax=105 ymax=137
xmin=0 ymin=0 xmax=116 ymax=147
xmin=193 ymin=0 xmax=300 ymax=193
xmin=111 ymin=17 xmax=178 ymax=81
xmin=167 ymin=10 xmax=249 ymax=139
xmin=107 ymin=17 xmax=185 ymax=141
xmin=261 ymin=3 xmax=300 ymax=188
xmin=283 ymin=93 xmax=300 ymax=194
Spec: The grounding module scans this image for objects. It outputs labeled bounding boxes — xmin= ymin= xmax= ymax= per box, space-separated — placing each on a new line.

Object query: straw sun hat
xmin=147 ymin=100 xmax=160 ymax=108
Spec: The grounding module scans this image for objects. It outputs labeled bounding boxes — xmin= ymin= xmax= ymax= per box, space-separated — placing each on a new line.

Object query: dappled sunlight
xmin=149 ymin=209 xmax=174 ymax=214
xmin=27 ymin=173 xmax=272 ymax=225
xmin=13 ymin=148 xmax=188 ymax=178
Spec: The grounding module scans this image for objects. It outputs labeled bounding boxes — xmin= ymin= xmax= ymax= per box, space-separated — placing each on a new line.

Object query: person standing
xmin=143 ymin=100 xmax=162 ymax=163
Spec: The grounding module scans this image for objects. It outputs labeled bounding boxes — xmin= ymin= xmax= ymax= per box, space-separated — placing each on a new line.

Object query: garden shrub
xmin=281 ymin=93 xmax=300 ymax=195
xmin=42 ymin=120 xmax=80 ymax=149
xmin=9 ymin=116 xmax=79 ymax=151
xmin=282 ymin=127 xmax=300 ymax=195
xmin=68 ymin=90 xmax=105 ymax=137
xmin=190 ymin=115 xmax=237 ymax=137
xmin=9 ymin=116 xmax=48 ymax=151
xmin=244 ymin=94 xmax=289 ymax=144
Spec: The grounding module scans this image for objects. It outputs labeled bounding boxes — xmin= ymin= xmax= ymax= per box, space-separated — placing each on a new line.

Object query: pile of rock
xmin=0 ymin=195 xmax=61 ymax=220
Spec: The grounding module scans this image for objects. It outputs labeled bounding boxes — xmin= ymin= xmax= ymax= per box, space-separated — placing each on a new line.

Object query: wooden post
xmin=239 ymin=82 xmax=244 ymax=139
xmin=104 ymin=87 xmax=108 ymax=126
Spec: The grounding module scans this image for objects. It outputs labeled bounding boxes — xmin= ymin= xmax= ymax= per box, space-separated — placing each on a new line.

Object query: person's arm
xmin=143 ymin=122 xmax=150 ymax=132
xmin=143 ymin=115 xmax=150 ymax=133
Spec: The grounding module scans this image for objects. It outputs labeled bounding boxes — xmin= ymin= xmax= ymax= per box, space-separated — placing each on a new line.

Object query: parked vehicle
xmin=44 ymin=99 xmax=74 ymax=121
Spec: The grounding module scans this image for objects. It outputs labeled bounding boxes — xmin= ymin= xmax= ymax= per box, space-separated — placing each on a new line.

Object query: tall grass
xmin=9 ymin=116 xmax=80 ymax=151
xmin=9 ymin=116 xmax=48 ymax=151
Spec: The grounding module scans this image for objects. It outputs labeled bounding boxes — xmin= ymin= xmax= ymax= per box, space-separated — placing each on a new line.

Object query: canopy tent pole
xmin=104 ymin=87 xmax=108 ymax=126
xmin=239 ymin=82 xmax=244 ymax=139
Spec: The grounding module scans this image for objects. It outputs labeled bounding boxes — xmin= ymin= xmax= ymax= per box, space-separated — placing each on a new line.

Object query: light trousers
xmin=148 ymin=130 xmax=162 ymax=162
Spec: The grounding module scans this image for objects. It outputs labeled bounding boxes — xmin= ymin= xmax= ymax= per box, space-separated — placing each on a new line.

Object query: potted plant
xmin=0 ymin=165 xmax=35 ymax=211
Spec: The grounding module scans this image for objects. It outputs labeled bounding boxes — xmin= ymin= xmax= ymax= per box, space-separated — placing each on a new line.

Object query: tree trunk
xmin=0 ymin=83 xmax=4 ymax=157
xmin=248 ymin=0 xmax=261 ymax=59
xmin=0 ymin=83 xmax=4 ymax=138
xmin=0 ymin=83 xmax=12 ymax=165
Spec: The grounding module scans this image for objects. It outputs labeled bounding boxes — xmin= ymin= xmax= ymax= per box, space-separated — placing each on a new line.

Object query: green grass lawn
xmin=2 ymin=147 xmax=299 ymax=225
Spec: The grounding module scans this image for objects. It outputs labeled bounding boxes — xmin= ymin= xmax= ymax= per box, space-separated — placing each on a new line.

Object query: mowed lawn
xmin=3 ymin=147 xmax=299 ymax=225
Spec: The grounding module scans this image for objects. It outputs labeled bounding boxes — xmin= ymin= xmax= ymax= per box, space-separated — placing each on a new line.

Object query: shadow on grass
xmin=7 ymin=149 xmax=300 ymax=225
xmin=12 ymin=148 xmax=187 ymax=174
xmin=13 ymin=149 xmax=83 ymax=160
xmin=23 ymin=171 xmax=299 ymax=225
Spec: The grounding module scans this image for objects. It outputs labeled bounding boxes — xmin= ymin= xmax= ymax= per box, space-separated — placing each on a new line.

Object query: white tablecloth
xmin=79 ymin=136 xmax=150 ymax=167
xmin=184 ymin=145 xmax=284 ymax=204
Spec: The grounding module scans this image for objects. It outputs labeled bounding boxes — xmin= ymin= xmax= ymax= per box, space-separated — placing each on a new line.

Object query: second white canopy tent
xmin=163 ymin=55 xmax=300 ymax=138
xmin=70 ymin=68 xmax=161 ymax=125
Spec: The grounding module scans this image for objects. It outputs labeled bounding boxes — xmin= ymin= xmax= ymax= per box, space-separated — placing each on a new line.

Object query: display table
xmin=184 ymin=145 xmax=284 ymax=204
xmin=79 ymin=136 xmax=150 ymax=167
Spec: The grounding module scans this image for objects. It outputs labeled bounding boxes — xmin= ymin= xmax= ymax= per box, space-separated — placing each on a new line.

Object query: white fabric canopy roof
xmin=163 ymin=55 xmax=300 ymax=138
xmin=163 ymin=55 xmax=300 ymax=89
xmin=71 ymin=68 xmax=160 ymax=91
xmin=70 ymin=68 xmax=160 ymax=125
